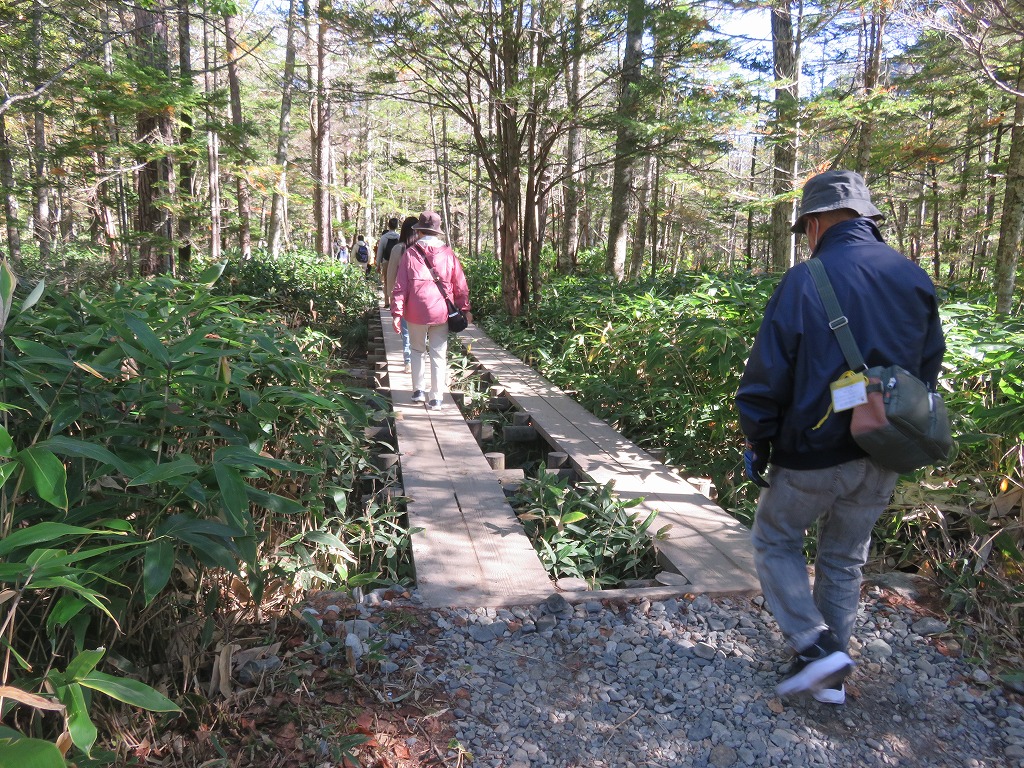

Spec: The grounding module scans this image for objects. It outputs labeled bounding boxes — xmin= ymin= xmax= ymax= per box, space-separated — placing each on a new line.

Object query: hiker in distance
xmin=376 ymin=217 xmax=402 ymax=281
xmin=735 ymin=170 xmax=946 ymax=704
xmin=389 ymin=211 xmax=472 ymax=411
xmin=353 ymin=234 xmax=373 ymax=275
xmin=385 ymin=215 xmax=420 ymax=374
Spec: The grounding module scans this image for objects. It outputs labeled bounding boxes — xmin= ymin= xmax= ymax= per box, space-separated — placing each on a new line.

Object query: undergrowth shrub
xmin=512 ymin=469 xmax=669 ymax=587
xmin=214 ymin=249 xmax=380 ymax=352
xmin=0 ymin=262 xmax=390 ymax=761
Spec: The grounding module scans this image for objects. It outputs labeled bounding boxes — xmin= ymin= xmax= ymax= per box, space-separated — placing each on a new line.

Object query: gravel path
xmin=365 ymin=585 xmax=1023 ymax=768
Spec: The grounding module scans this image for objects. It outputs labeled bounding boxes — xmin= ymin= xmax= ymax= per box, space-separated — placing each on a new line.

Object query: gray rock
xmin=911 ymin=617 xmax=948 ymax=636
xmin=237 ymin=656 xmax=282 ymax=685
xmin=544 ymin=593 xmax=570 ymax=614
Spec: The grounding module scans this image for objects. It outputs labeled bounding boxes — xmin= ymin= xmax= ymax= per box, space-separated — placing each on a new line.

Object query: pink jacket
xmin=390 ymin=239 xmax=470 ymax=326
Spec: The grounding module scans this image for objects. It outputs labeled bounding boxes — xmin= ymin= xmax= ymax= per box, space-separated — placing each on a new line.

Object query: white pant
xmin=407 ymin=322 xmax=449 ymax=402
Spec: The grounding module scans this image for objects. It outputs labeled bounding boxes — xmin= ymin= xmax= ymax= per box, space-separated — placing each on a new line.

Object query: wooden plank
xmin=460 ymin=326 xmax=759 ymax=593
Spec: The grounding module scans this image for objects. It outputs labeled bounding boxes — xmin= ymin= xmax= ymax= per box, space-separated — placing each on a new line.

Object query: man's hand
xmin=392 ymin=316 xmax=402 ymax=334
xmin=464 ymin=311 xmax=473 ymax=326
xmin=743 ymin=440 xmax=770 ymax=488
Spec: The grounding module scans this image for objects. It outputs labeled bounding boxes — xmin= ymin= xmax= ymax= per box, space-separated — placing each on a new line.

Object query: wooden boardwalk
xmin=378 ymin=310 xmax=555 ymax=607
xmin=377 ymin=309 xmax=759 ymax=608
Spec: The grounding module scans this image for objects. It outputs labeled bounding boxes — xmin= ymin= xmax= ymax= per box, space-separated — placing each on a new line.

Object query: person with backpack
xmin=353 ymin=235 xmax=372 ymax=275
xmin=334 ymin=235 xmax=349 ymax=263
xmin=389 ymin=211 xmax=471 ymax=410
xmin=376 ymin=218 xmax=402 ymax=280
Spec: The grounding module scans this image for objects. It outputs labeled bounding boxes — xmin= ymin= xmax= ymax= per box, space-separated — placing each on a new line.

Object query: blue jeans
xmin=751 ymin=458 xmax=898 ymax=653
xmin=400 ymin=318 xmax=411 ymax=365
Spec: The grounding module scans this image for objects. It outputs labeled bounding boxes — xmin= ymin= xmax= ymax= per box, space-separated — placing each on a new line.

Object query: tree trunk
xmin=224 ymin=11 xmax=252 ymax=258
xmin=854 ymin=3 xmax=885 ymax=177
xmin=135 ymin=4 xmax=172 ymax=276
xmin=769 ymin=1 xmax=799 ymax=272
xmin=204 ymin=11 xmax=222 ymax=262
xmin=0 ymin=112 xmax=21 ymax=264
xmin=177 ymin=0 xmax=194 ymax=269
xmin=994 ymin=57 xmax=1024 ymax=314
xmin=605 ymin=0 xmax=644 ymax=281
xmin=269 ymin=0 xmax=297 ymax=257
xmin=32 ymin=1 xmax=51 ymax=261
xmin=629 ymin=154 xmax=654 ymax=279
xmin=559 ymin=0 xmax=585 ymax=274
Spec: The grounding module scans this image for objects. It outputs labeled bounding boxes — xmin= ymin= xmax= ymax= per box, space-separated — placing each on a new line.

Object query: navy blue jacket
xmin=736 ymin=218 xmax=945 ymax=470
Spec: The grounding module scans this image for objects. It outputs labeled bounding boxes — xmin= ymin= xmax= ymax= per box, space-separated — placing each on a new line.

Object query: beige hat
xmin=412 ymin=211 xmax=444 ymax=235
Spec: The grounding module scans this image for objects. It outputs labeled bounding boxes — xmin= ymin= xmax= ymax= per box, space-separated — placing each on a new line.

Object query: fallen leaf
xmin=768 ymin=698 xmax=785 ymax=714
xmin=357 ymin=711 xmax=375 ymax=730
xmin=395 ymin=743 xmax=411 ymax=759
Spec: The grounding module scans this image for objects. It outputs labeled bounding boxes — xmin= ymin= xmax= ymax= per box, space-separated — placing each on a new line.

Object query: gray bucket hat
xmin=412 ymin=210 xmax=444 ymax=235
xmin=791 ymin=170 xmax=884 ymax=234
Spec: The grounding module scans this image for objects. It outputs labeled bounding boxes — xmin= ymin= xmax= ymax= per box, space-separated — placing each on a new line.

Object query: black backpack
xmin=380 ymin=233 xmax=401 ymax=263
xmin=355 ymin=242 xmax=369 ymax=263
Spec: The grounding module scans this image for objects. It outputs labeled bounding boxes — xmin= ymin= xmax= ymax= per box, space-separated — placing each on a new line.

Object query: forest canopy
xmin=0 ymin=0 xmax=1021 ymax=312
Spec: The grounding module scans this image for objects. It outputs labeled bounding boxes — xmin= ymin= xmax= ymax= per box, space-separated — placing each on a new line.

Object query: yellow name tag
xmin=830 ymin=371 xmax=868 ymax=412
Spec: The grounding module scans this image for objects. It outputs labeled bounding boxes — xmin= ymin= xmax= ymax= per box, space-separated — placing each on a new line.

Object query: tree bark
xmin=559 ymin=0 xmax=585 ymax=274
xmin=32 ymin=1 xmax=51 ymax=261
xmin=606 ymin=0 xmax=644 ymax=281
xmin=994 ymin=56 xmax=1024 ymax=314
xmin=769 ymin=1 xmax=799 ymax=272
xmin=311 ymin=1 xmax=332 ymax=257
xmin=854 ymin=3 xmax=886 ymax=177
xmin=269 ymin=0 xmax=297 ymax=257
xmin=135 ymin=4 xmax=172 ymax=276
xmin=177 ymin=0 xmax=194 ymax=269
xmin=203 ymin=11 xmax=222 ymax=262
xmin=0 ymin=113 xmax=22 ymax=264
xmin=224 ymin=11 xmax=252 ymax=258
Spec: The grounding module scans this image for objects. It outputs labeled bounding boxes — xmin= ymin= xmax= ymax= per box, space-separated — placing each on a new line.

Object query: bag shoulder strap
xmin=805 ymin=258 xmax=867 ymax=372
xmin=421 ymin=252 xmax=454 ymax=306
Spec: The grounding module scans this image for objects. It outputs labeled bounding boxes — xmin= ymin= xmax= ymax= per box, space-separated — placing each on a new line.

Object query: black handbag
xmin=423 ymin=255 xmax=468 ymax=333
xmin=806 ymin=258 xmax=953 ymax=473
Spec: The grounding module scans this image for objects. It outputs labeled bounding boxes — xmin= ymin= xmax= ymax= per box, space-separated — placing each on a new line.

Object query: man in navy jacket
xmin=736 ymin=170 xmax=945 ymax=704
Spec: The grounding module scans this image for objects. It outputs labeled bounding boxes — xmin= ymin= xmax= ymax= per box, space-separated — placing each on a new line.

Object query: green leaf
xmin=143 ymin=539 xmax=174 ymax=605
xmin=215 ymin=462 xmax=252 ymax=533
xmin=214 ymin=445 xmax=312 ymax=474
xmin=20 ymin=280 xmax=45 ymax=312
xmin=0 ymin=426 xmax=14 ymax=458
xmin=126 ymin=456 xmax=201 ymax=487
xmin=0 ymin=736 xmax=66 ymax=767
xmin=60 ymin=682 xmax=97 ymax=755
xmin=37 ymin=435 xmax=136 ymax=475
xmin=197 ymin=261 xmax=228 ymax=287
xmin=0 ymin=258 xmax=17 ymax=330
xmin=15 ymin=447 xmax=68 ymax=510
xmin=0 ymin=462 xmax=18 ymax=489
xmin=46 ymin=595 xmax=87 ymax=634
xmin=8 ymin=338 xmax=71 ymax=366
xmin=64 ymin=648 xmax=106 ymax=681
xmin=78 ymin=671 xmax=180 ymax=713
xmin=0 ymin=523 xmax=98 ymax=556
xmin=124 ymin=315 xmax=171 ymax=368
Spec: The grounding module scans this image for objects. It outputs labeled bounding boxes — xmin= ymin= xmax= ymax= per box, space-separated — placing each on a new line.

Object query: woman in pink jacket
xmin=390 ymin=211 xmax=472 ymax=410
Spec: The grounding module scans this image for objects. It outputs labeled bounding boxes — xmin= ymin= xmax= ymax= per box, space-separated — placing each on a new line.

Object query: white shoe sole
xmin=776 ymin=651 xmax=853 ymax=697
xmin=812 ymin=685 xmax=846 ymax=705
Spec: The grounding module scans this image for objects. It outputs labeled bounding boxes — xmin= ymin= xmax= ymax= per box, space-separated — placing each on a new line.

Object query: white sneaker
xmin=427 ymin=399 xmax=443 ymax=410
xmin=411 ymin=390 xmax=426 ymax=403
xmin=812 ymin=684 xmax=846 ymax=705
